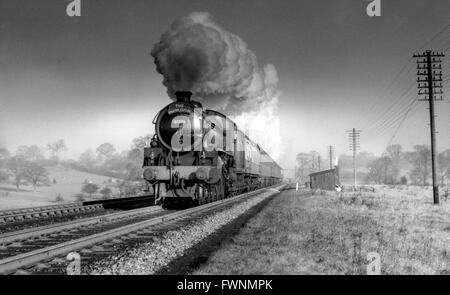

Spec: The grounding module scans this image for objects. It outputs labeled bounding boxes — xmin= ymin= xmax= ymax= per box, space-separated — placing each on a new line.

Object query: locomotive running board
xmin=143 ymin=165 xmax=219 ymax=181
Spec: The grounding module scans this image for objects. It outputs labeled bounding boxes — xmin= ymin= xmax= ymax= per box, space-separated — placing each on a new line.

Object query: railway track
xmin=0 ymin=195 xmax=155 ymax=225
xmin=0 ymin=184 xmax=284 ymax=274
xmin=0 ymin=203 xmax=103 ymax=224
xmin=0 ymin=205 xmax=166 ymax=274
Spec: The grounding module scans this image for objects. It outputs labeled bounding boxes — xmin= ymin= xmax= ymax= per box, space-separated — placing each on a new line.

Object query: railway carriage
xmin=142 ymin=91 xmax=282 ymax=208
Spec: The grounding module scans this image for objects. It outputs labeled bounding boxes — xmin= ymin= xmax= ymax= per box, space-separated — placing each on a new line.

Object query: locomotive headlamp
xmin=195 ymin=168 xmax=208 ymax=181
xmin=143 ymin=168 xmax=156 ymax=180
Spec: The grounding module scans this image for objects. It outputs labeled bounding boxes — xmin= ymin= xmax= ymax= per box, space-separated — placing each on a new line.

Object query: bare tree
xmin=81 ymin=183 xmax=100 ymax=198
xmin=100 ymin=187 xmax=112 ymax=199
xmin=7 ymin=156 xmax=27 ymax=190
xmin=0 ymin=148 xmax=10 ymax=182
xmin=437 ymin=149 xmax=450 ymax=186
xmin=408 ymin=145 xmax=431 ymax=186
xmin=384 ymin=144 xmax=403 ymax=168
xmin=96 ymin=143 xmax=116 ymax=164
xmin=123 ymin=135 xmax=153 ymax=180
xmin=22 ymin=162 xmax=50 ymax=191
xmin=366 ymin=156 xmax=396 ymax=184
xmin=0 ymin=148 xmax=10 ymax=161
xmin=295 ymin=153 xmax=312 ymax=183
xmin=117 ymin=181 xmax=138 ymax=197
xmin=79 ymin=149 xmax=96 ymax=169
xmin=309 ymin=151 xmax=320 ymax=172
xmin=131 ymin=134 xmax=153 ymax=150
xmin=47 ymin=139 xmax=67 ymax=163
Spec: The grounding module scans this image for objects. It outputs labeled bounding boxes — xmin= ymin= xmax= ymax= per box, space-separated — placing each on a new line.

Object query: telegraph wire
xmin=416 ymin=22 xmax=450 ymax=52
xmin=369 ymin=98 xmax=417 ymax=138
xmin=364 ymin=82 xmax=417 ymax=133
xmin=386 ymin=99 xmax=420 ymax=147
xmin=354 ymin=59 xmax=415 ymax=127
xmin=372 ymin=98 xmax=419 ymax=138
xmin=373 ymin=100 xmax=418 ymax=138
xmin=356 ymin=22 xmax=450 ymax=136
xmin=361 ymin=80 xmax=416 ymax=133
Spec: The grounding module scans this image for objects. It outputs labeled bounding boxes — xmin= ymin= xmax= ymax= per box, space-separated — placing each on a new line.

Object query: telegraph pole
xmin=328 ymin=145 xmax=334 ymax=169
xmin=347 ymin=128 xmax=361 ymax=189
xmin=414 ymin=50 xmax=445 ymax=205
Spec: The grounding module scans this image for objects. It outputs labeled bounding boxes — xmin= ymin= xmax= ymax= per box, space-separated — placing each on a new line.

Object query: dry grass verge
xmin=193 ymin=187 xmax=450 ymax=275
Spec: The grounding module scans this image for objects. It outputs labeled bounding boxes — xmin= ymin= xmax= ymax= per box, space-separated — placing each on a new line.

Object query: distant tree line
xmin=0 ymin=139 xmax=67 ymax=191
xmin=295 ymin=144 xmax=450 ymax=186
xmin=0 ymin=136 xmax=152 ymax=199
xmin=67 ymin=134 xmax=153 ymax=181
xmin=364 ymin=144 xmax=450 ymax=186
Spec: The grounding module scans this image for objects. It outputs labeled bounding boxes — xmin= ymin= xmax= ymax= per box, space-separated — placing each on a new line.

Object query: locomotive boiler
xmin=142 ymin=91 xmax=282 ymax=208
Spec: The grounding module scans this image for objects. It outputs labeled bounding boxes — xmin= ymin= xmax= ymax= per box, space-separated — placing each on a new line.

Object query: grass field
xmin=0 ymin=166 xmax=118 ymax=210
xmin=194 ymin=186 xmax=450 ymax=275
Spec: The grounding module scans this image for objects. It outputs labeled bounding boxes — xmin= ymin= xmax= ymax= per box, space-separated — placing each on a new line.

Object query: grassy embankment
xmin=0 ymin=166 xmax=118 ymax=210
xmin=194 ymin=186 xmax=450 ymax=275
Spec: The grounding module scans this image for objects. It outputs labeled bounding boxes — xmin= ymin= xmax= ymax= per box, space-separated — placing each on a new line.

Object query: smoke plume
xmin=151 ymin=12 xmax=283 ymax=161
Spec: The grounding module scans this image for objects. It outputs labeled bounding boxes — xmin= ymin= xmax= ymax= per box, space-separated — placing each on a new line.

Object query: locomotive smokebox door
xmin=155 ymin=95 xmax=203 ymax=152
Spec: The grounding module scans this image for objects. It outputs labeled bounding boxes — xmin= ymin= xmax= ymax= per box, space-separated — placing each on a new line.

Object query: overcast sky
xmin=1 ymin=0 xmax=450 ymax=174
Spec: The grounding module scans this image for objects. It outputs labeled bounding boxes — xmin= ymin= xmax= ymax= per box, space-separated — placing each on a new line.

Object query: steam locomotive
xmin=142 ymin=91 xmax=282 ymax=208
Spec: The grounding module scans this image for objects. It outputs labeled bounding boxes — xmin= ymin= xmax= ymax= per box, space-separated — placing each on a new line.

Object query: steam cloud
xmin=151 ymin=12 xmax=283 ymax=161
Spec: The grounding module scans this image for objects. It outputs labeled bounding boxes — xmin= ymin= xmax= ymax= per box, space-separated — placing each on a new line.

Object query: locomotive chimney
xmin=175 ymin=91 xmax=192 ymax=103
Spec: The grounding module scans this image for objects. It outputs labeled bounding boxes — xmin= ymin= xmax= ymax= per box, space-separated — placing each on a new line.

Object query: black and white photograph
xmin=0 ymin=0 xmax=450 ymax=280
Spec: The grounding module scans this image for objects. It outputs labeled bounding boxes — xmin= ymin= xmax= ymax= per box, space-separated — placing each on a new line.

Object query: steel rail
xmin=0 ymin=203 xmax=83 ymax=217
xmin=0 ymin=206 xmax=163 ymax=244
xmin=0 ymin=184 xmax=284 ymax=274
xmin=0 ymin=195 xmax=154 ymax=223
xmin=0 ymin=204 xmax=103 ymax=223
